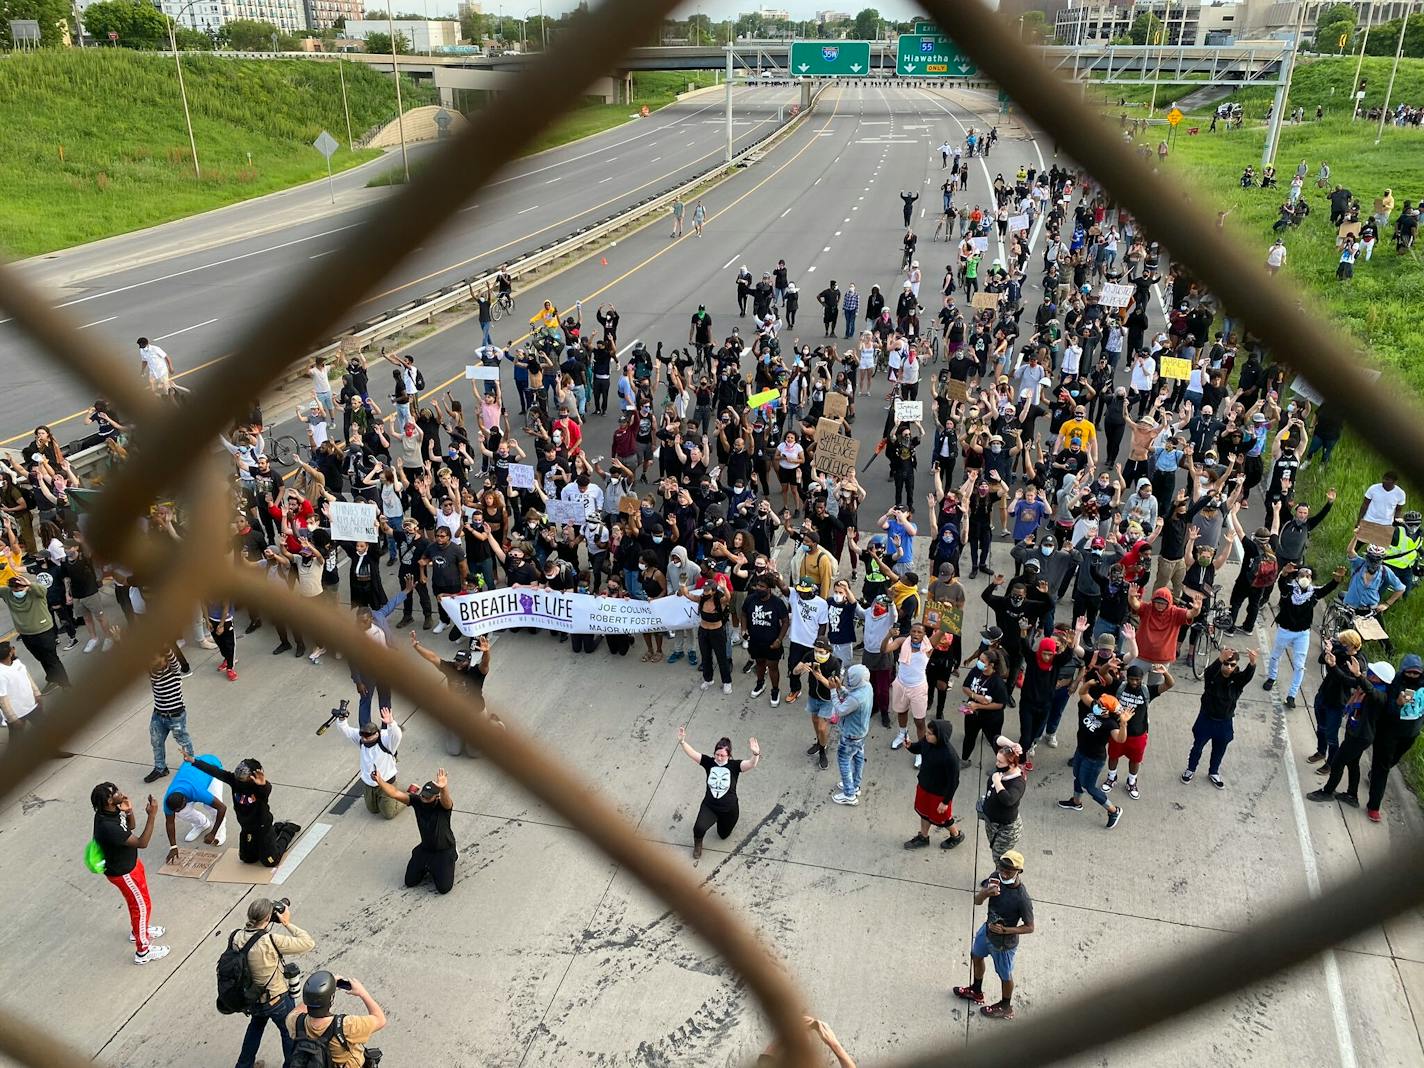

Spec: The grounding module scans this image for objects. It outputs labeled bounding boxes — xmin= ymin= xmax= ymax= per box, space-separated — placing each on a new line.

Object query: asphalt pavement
xmin=0 ymin=85 xmax=797 ymax=448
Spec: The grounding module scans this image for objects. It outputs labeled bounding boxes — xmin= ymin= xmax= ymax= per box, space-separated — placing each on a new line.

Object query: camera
xmin=282 ymin=960 xmax=301 ymax=998
xmin=316 ymin=699 xmax=351 ymax=736
xmin=270 ymin=897 xmax=290 ymax=921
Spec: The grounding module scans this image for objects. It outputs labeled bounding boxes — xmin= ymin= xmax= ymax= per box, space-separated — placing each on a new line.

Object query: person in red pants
xmin=91 ymin=782 xmax=170 ymax=964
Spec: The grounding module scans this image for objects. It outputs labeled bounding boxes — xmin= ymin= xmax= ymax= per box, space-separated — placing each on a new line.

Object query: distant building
xmin=1052 ymin=1 xmax=1239 ymax=46
xmin=758 ymin=6 xmax=791 ymax=20
xmin=457 ymin=0 xmax=482 ymax=16
xmin=149 ymin=0 xmax=309 ymax=34
xmin=816 ymin=9 xmax=852 ymax=21
xmin=344 ymin=18 xmax=460 ymax=50
xmin=303 ymin=0 xmax=363 ymax=30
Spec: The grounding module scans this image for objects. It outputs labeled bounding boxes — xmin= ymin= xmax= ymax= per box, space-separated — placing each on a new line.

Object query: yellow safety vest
xmin=1385 ymin=526 xmax=1421 ymax=569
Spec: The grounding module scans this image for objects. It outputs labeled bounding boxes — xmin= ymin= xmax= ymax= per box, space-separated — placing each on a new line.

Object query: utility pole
xmin=1376 ymin=0 xmax=1411 ymax=143
xmin=338 ymin=57 xmax=354 ymax=150
xmin=725 ymin=41 xmax=734 ymax=164
xmin=167 ymin=8 xmax=201 ymax=178
xmin=387 ymin=10 xmax=410 ymax=182
xmin=1351 ymin=0 xmax=1376 ymax=119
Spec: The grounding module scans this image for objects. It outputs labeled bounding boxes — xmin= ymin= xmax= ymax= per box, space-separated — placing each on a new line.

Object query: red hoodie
xmin=1135 ymin=587 xmax=1190 ymax=663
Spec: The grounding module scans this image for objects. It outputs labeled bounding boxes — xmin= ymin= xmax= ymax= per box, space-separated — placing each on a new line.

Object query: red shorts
xmin=1108 ymin=732 xmax=1149 ymax=764
xmin=914 ymin=784 xmax=953 ymax=826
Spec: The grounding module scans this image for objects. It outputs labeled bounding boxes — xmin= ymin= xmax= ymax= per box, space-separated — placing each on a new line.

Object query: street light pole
xmin=724 ymin=41 xmax=733 ymax=165
xmin=338 ymin=56 xmax=354 ymax=150
xmin=538 ymin=0 xmax=546 ymax=51
xmin=387 ymin=9 xmax=410 ymax=182
xmin=1375 ymin=0 xmax=1411 ymax=143
xmin=1262 ymin=0 xmax=1304 ymax=167
xmin=167 ymin=3 xmax=201 ymax=178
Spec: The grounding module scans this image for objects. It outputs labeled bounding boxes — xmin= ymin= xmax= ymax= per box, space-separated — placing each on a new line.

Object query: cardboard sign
xmin=1356 ymin=615 xmax=1389 ymax=642
xmin=466 ymin=365 xmax=500 ymax=381
xmin=923 ymin=597 xmax=963 ymax=635
xmin=1007 ymin=214 xmax=1029 ymax=232
xmin=894 ymin=399 xmax=923 ymax=423
xmin=1159 ymin=356 xmax=1192 ymax=380
xmin=546 ymin=499 xmax=586 ymax=526
xmin=813 ymin=418 xmax=860 ymax=478
xmin=507 ymin=463 xmax=535 ymax=490
xmin=969 ymin=237 xmax=988 ymax=253
xmin=1357 ymin=520 xmax=1396 ymax=550
xmin=618 ymin=495 xmax=641 ymax=516
xmin=329 ymin=501 xmax=378 ymax=542
xmin=944 ymin=378 xmax=971 ymax=403
xmin=1099 ymin=282 xmax=1134 ymax=308
xmin=1337 ymin=220 xmax=1361 ymax=242
xmin=158 ymin=847 xmax=222 ymax=879
xmin=748 ymin=387 xmax=780 ymax=408
xmin=823 ymin=392 xmax=848 ymax=419
xmin=971 ymin=291 xmax=999 ymax=310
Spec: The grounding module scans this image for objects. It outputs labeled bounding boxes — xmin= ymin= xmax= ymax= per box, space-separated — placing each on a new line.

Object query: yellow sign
xmin=748 ymin=387 xmax=780 ymax=408
xmin=926 ymin=63 xmax=948 ymax=73
xmin=1160 ymin=356 xmax=1192 ymax=380
xmin=1167 ymin=108 xmax=1184 ymax=127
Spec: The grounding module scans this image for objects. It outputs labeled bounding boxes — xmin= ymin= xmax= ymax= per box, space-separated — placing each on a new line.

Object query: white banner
xmin=508 ymin=463 xmax=536 ymax=490
xmin=329 ymin=501 xmax=377 ymax=542
xmin=1007 ymin=213 xmax=1029 ymax=232
xmin=893 ymin=399 xmax=923 ymax=423
xmin=1098 ymin=282 xmax=1134 ymax=308
xmin=466 ymin=365 xmax=500 ymax=381
xmin=440 ymin=589 xmax=700 ymax=636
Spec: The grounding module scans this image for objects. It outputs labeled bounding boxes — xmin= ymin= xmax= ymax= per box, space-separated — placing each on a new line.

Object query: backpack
xmin=289 ymin=1013 xmax=350 ymax=1068
xmin=415 ymin=367 xmax=426 ymax=392
xmin=215 ymin=930 xmax=270 ymax=1015
xmin=1251 ymin=552 xmax=1279 ymax=589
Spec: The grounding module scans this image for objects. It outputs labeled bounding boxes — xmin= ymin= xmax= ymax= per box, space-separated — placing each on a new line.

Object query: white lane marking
xmin=814 ymin=177 xmax=822 ymax=185
xmin=153 ymin=317 xmax=218 ymax=341
xmin=604 ymin=157 xmax=618 ymax=162
xmin=546 ymin=177 xmax=561 ymax=184
xmin=78 ymin=316 xmax=117 ymax=329
xmin=852 ymin=206 xmax=859 ymax=211
xmin=649 ymin=156 xmax=661 ymax=163
xmin=834 ymin=231 xmax=842 ymax=236
xmin=920 ymin=207 xmax=926 ymax=218
xmin=308 ymin=250 xmax=335 ymax=260
xmin=598 ymin=175 xmax=617 ymax=183
xmin=270 ymin=822 xmax=331 ymax=885
xmin=822 ymin=246 xmax=830 ymax=253
xmin=721 ymin=253 xmax=741 ymax=270
xmin=806 ymin=265 xmax=816 ymax=272
xmin=54 ymin=223 xmax=364 ymax=309
xmin=517 ymin=205 xmax=539 ymax=215
xmin=780 ymin=208 xmax=792 ymax=218
xmin=456 ymin=203 xmax=481 ymax=213
xmin=1264 ymin=628 xmax=1361 ymax=1068
xmin=686 ymin=141 xmax=695 ymax=146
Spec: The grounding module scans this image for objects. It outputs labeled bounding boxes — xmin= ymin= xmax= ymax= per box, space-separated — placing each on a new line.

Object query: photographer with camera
xmin=227 ymin=897 xmax=315 ymax=1068
xmin=287 ymin=971 xmax=387 ymax=1068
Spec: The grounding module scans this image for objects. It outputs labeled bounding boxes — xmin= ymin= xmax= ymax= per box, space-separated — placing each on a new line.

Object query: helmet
xmin=302 ymin=971 xmax=337 ymax=1018
xmin=1404 ymin=511 xmax=1422 ymax=527
xmin=1365 ymin=544 xmax=1386 ymax=563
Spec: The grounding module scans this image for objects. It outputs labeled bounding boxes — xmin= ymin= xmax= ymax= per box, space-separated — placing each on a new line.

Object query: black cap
xmin=419 ymin=781 xmax=441 ymax=801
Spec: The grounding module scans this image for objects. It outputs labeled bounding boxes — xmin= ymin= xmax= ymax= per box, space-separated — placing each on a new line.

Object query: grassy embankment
xmin=366 ymin=69 xmax=722 ymax=187
xmin=1130 ymin=57 xmax=1424 ymax=785
xmin=0 ymin=50 xmax=434 ymax=257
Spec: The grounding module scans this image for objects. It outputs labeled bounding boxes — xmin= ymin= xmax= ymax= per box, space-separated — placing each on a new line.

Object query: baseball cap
xmin=998 ymin=850 xmax=1025 ymax=871
xmin=1367 ymin=661 xmax=1396 ymax=684
xmin=1095 ymin=633 xmax=1117 ymax=651
xmin=795 ymin=577 xmax=816 ymax=595
xmin=1095 ymin=694 xmax=1120 ymax=713
xmin=418 ymin=781 xmax=442 ymax=801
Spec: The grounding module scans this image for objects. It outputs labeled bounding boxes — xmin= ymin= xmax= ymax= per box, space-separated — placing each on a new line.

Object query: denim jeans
xmin=843 ymin=312 xmax=857 ymax=338
xmin=150 ymin=710 xmax=194 ymax=772
xmin=481 ymin=320 xmax=493 ymax=347
xmin=1267 ymin=626 xmax=1310 ymax=698
xmin=837 ymin=734 xmax=866 ymax=795
xmin=235 ymin=992 xmax=295 ymax=1068
xmin=353 ymin=674 xmax=392 ymax=728
xmin=623 ymin=568 xmax=646 ymax=600
xmin=1044 ymin=686 xmax=1072 ymax=738
xmin=1314 ymin=693 xmax=1346 ymax=761
xmin=1071 ymin=752 xmax=1109 ymax=808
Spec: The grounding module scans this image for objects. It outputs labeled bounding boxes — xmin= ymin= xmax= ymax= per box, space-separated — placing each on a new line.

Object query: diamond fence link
xmin=0 ymin=0 xmax=1418 ymax=1064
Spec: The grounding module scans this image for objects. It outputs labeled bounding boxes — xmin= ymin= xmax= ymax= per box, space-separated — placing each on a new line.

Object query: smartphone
xmin=336 ymin=978 xmax=352 ymax=991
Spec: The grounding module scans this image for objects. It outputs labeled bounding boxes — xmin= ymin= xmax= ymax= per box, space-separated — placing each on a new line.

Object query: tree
xmin=219 ymin=17 xmax=279 ymax=49
xmin=1364 ymin=13 xmax=1424 ymax=58
xmin=852 ymin=7 xmax=880 ymax=41
xmin=365 ymin=29 xmax=411 ymax=53
xmin=1018 ymin=9 xmax=1046 ymax=42
xmin=0 ymin=0 xmax=72 ymax=47
xmin=459 ymin=9 xmax=482 ymax=42
xmin=686 ymin=12 xmax=711 ymax=44
xmin=82 ymin=0 xmax=168 ymax=47
xmin=1129 ymin=10 xmax=1164 ymax=45
xmin=174 ymin=24 xmax=213 ymax=49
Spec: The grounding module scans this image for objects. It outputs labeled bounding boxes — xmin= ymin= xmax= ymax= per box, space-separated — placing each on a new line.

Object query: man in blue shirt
xmin=1344 ymin=544 xmax=1405 ymax=614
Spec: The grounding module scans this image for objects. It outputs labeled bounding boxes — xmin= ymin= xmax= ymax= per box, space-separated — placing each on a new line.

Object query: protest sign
xmin=823 ymin=392 xmax=848 ymax=419
xmin=748 ymin=387 xmax=780 ymax=408
xmin=813 ymin=418 xmax=860 ymax=478
xmin=508 ymin=463 xmax=535 ymax=490
xmin=546 ymin=499 xmax=586 ymax=526
xmin=1098 ymin=283 xmax=1134 ymax=309
xmin=894 ymin=399 xmax=923 ymax=423
xmin=1159 ymin=356 xmax=1192 ymax=380
xmin=1357 ymin=520 xmax=1396 ymax=550
xmin=465 ymin=365 xmax=500 ymax=381
xmin=329 ymin=501 xmax=377 ymax=542
xmin=944 ymin=378 xmax=971 ymax=403
xmin=441 ymin=589 xmax=700 ymax=637
xmin=971 ymin=291 xmax=999 ymax=310
xmin=969 ymin=236 xmax=988 ymax=253
xmin=1007 ymin=214 xmax=1029 ymax=233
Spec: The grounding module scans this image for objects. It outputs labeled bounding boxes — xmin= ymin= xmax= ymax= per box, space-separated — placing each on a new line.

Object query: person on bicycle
xmin=1343 ymin=543 xmax=1405 ymax=615
xmin=1262 ymin=563 xmax=1344 ymax=709
xmin=495 ymin=266 xmax=513 ymax=301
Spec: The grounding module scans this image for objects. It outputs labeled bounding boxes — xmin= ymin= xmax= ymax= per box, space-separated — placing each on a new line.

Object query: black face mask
xmin=361 ymin=736 xmax=380 ymax=748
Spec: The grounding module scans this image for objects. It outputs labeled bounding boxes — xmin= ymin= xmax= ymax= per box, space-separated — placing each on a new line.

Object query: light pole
xmin=1262 ymin=0 xmax=1305 ymax=167
xmin=1351 ymin=0 xmax=1376 ymax=119
xmin=338 ymin=56 xmax=354 ymax=150
xmin=1375 ymin=0 xmax=1412 ymax=143
xmin=538 ymin=0 xmax=546 ymax=51
xmin=166 ymin=0 xmax=202 ymax=178
xmin=387 ymin=8 xmax=410 ymax=182
xmin=524 ymin=7 xmax=537 ymax=52
xmin=1148 ymin=0 xmax=1172 ymax=117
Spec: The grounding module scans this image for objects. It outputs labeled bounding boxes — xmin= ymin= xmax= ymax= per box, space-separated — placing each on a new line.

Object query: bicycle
xmin=491 ymin=291 xmax=515 ymax=322
xmin=272 ymin=435 xmax=305 ymax=467
xmin=1319 ymin=597 xmax=1389 ymax=657
xmin=1186 ymin=586 xmax=1233 ymax=680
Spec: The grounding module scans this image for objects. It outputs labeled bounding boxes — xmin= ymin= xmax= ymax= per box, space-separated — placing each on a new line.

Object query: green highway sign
xmin=896 ymin=34 xmax=977 ymax=78
xmin=789 ymin=40 xmax=872 ymax=77
xmin=911 ymin=19 xmax=939 ymax=33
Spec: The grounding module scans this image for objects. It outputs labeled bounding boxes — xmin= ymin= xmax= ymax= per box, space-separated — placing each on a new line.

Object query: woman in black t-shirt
xmin=676 ymin=726 xmax=761 ymax=859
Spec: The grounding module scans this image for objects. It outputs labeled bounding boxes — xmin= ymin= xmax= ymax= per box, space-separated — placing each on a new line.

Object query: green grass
xmin=1088 ymin=79 xmax=1205 ymax=109
xmin=367 ymin=69 xmax=721 ymax=186
xmin=0 ymin=50 xmax=433 ymax=257
xmin=1157 ymin=113 xmax=1424 ymax=791
xmin=1220 ymin=55 xmax=1424 ymax=119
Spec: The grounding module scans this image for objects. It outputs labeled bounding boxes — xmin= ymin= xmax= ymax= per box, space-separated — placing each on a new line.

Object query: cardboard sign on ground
xmin=159 ymin=847 xmax=222 ymax=880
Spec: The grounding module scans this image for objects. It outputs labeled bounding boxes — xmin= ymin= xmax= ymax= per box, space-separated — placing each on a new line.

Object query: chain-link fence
xmin=2 ymin=1 xmax=1422 ymax=1065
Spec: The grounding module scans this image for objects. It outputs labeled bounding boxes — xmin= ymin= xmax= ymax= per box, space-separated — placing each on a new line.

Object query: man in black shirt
xmin=1057 ymin=690 xmax=1127 ymax=827
xmin=191 ymin=756 xmax=300 ymax=867
xmin=1182 ymin=647 xmax=1257 ymax=788
xmin=372 ymin=768 xmax=457 ymax=894
xmin=1103 ymin=663 xmax=1173 ymax=799
xmin=954 ymin=849 xmax=1035 ymax=1020
xmin=818 ymin=282 xmax=841 ymax=338
xmin=90 ymin=781 xmax=169 ymax=963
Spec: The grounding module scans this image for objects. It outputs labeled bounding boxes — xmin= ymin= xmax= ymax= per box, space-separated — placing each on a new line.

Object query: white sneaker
xmin=83 ymin=638 xmax=99 ymax=653
xmin=730 ymin=635 xmax=742 ymax=647
xmin=700 ymin=680 xmax=713 ymax=690
xmin=128 ymin=925 xmax=166 ymax=941
xmin=433 ymin=622 xmax=448 ymax=635
xmin=891 ymin=728 xmax=907 ymax=750
xmin=722 ymin=683 xmax=733 ymax=694
xmin=1045 ymin=732 xmax=1059 ymax=749
xmin=134 ymin=944 xmax=170 ymax=964
xmin=831 ymin=791 xmax=860 ymax=806
xmin=199 ymin=638 xmax=217 ymax=650
xmin=184 ymin=824 xmax=205 ymax=842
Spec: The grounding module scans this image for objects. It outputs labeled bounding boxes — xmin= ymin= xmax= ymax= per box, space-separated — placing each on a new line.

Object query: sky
xmin=462 ymin=0 xmax=928 ymax=20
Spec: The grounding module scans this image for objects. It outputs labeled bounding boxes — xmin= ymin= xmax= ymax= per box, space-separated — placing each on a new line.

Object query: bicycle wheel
xmin=1189 ymin=624 xmax=1208 ymax=681
xmin=273 ymin=435 xmax=299 ymax=466
xmin=490 ymin=300 xmax=504 ymax=322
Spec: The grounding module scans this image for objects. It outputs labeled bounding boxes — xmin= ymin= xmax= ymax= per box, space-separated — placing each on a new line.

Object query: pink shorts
xmin=891 ymin=680 xmax=929 ymax=720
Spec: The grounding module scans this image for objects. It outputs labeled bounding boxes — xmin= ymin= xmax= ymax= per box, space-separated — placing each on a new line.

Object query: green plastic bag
xmin=84 ymin=838 xmax=106 ymax=875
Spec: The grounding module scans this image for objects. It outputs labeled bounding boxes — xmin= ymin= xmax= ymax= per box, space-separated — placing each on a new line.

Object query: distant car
xmin=1215 ymin=102 xmax=1243 ymax=119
